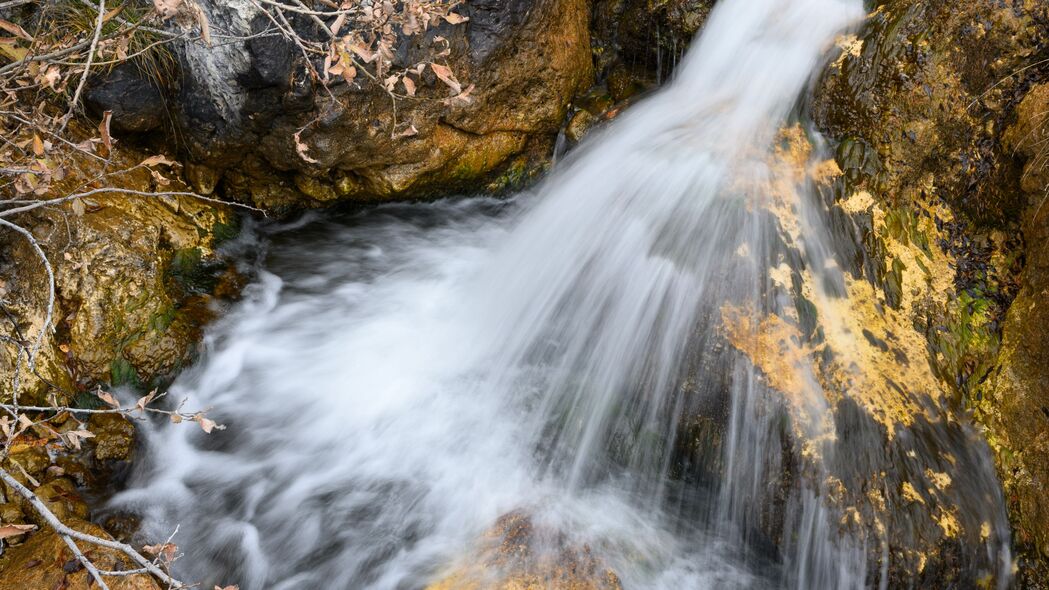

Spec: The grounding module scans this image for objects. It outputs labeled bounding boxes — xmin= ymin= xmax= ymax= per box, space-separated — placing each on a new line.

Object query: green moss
xmin=167 ymin=247 xmax=220 ymax=295
xmin=109 ymin=356 xmax=141 ymax=388
xmin=211 ymin=217 xmax=241 ymax=246
xmin=928 ymin=288 xmax=999 ymax=404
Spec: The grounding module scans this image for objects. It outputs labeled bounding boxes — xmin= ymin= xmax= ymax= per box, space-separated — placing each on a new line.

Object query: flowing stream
xmin=112 ymin=0 xmax=1012 ymax=588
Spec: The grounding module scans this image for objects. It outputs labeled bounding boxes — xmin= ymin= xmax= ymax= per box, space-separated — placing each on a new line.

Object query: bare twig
xmin=0 ymin=186 xmax=268 ymax=216
xmin=60 ymin=0 xmax=106 ymax=131
xmin=0 ymin=468 xmax=187 ymax=589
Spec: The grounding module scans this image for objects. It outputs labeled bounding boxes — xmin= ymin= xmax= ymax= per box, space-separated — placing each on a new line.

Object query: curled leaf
xmin=0 ymin=524 xmax=36 ymax=540
xmin=430 ymin=63 xmax=461 ymax=95
xmin=97 ymin=390 xmax=120 ymax=409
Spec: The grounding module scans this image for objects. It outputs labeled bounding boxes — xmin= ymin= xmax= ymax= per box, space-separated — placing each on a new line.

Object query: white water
xmin=110 ymin=0 xmax=1012 ymax=588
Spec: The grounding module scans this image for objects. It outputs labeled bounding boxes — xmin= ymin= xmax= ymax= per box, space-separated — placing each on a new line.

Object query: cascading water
xmin=110 ymin=0 xmax=1013 ymax=588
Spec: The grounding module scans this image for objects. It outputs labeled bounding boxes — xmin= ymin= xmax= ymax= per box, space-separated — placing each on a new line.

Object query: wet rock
xmin=0 ymin=518 xmax=161 ymax=590
xmin=426 ymin=511 xmax=622 ymax=590
xmin=812 ymin=0 xmax=1049 ymax=582
xmin=592 ymin=0 xmax=715 ymax=83
xmin=0 ymin=124 xmax=238 ymax=403
xmin=21 ymin=478 xmax=90 ymax=524
xmin=87 ymin=414 xmax=136 ymax=462
xmin=1002 ymin=83 xmax=1049 ymax=195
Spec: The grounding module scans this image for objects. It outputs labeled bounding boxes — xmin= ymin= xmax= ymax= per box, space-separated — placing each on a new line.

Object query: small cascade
xmin=112 ymin=1 xmax=1012 ymax=588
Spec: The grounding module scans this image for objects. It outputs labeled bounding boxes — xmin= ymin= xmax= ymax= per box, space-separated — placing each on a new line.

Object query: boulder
xmin=0 ymin=122 xmax=238 ymax=404
xmin=85 ymin=0 xmax=594 ymax=210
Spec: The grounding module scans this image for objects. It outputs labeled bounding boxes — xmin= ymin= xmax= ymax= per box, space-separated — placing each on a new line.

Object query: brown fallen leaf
xmin=144 ymin=542 xmax=177 ymax=562
xmin=0 ymin=524 xmax=36 ymax=540
xmin=96 ymin=390 xmax=120 ymax=409
xmin=0 ymin=18 xmax=33 ymax=41
xmin=98 ymin=111 xmax=113 ymax=157
xmin=293 ymin=130 xmax=320 ymax=164
xmin=141 ymin=154 xmax=178 ymax=167
xmin=430 ymin=63 xmax=461 ymax=94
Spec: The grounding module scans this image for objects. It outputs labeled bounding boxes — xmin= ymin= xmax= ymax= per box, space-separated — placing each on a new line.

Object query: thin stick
xmin=0 ymin=468 xmax=187 ymax=589
xmin=61 ymin=0 xmax=107 ymax=131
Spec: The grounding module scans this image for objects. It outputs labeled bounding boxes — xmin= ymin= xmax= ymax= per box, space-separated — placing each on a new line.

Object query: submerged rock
xmin=426 ymin=511 xmax=623 ymax=590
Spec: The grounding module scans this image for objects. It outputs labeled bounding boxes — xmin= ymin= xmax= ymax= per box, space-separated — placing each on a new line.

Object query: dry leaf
xmin=193 ymin=4 xmax=212 ymax=46
xmin=41 ymin=65 xmax=60 ymax=90
xmin=394 ymin=124 xmax=418 ymax=139
xmin=0 ymin=18 xmax=33 ymax=41
xmin=96 ymin=390 xmax=120 ymax=409
xmin=64 ymin=429 xmax=95 ymax=451
xmin=144 ymin=542 xmax=177 ymax=562
xmin=170 ymin=413 xmax=183 ymax=424
xmin=444 ymin=83 xmax=476 ymax=106
xmin=330 ymin=13 xmax=347 ymax=35
xmin=194 ymin=414 xmax=222 ymax=434
xmin=154 ymin=0 xmax=183 ymax=19
xmin=402 ymin=76 xmax=416 ymax=96
xmin=443 ymin=12 xmax=469 ymax=25
xmin=98 ymin=111 xmax=113 ymax=157
xmin=71 ymin=198 xmax=86 ymax=216
xmin=31 ymin=134 xmax=44 ymax=156
xmin=102 ymin=5 xmax=125 ymax=23
xmin=429 ymin=63 xmax=461 ymax=94
xmin=141 ymin=154 xmax=177 ymax=167
xmin=136 ymin=390 xmax=158 ymax=412
xmin=0 ymin=524 xmax=36 ymax=540
xmin=293 ymin=130 xmax=320 ymax=164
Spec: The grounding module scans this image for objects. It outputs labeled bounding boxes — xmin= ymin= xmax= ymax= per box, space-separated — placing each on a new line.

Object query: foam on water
xmin=110 ymin=1 xmax=1011 ymax=588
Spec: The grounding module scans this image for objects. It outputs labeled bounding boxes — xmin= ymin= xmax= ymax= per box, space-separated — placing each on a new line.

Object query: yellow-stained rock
xmin=0 ymin=519 xmax=160 ymax=590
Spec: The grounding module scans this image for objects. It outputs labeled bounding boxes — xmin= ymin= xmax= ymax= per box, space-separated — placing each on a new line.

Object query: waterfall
xmin=110 ymin=0 xmax=1012 ymax=588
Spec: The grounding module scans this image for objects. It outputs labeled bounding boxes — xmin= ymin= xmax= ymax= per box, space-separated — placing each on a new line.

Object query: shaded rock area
xmin=811 ymin=0 xmax=1049 ymax=583
xmin=979 ymin=82 xmax=1049 ymax=587
xmin=591 ymin=0 xmax=714 ymax=87
xmin=0 ymin=125 xmax=239 ymax=586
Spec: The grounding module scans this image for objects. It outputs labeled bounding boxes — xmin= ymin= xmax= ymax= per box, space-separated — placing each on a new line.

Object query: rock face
xmin=592 ymin=0 xmax=714 ymax=86
xmin=982 ymin=83 xmax=1049 ymax=587
xmin=87 ymin=0 xmax=594 ymax=210
xmin=812 ymin=0 xmax=1049 ymax=582
xmin=0 ymin=126 xmax=237 ymax=405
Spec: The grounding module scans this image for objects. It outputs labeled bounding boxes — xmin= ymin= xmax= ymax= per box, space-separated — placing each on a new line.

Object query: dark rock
xmin=84 ymin=64 xmax=165 ymax=133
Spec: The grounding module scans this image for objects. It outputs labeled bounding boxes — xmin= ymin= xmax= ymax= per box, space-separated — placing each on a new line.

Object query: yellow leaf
xmin=0 ymin=38 xmax=29 ymax=63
